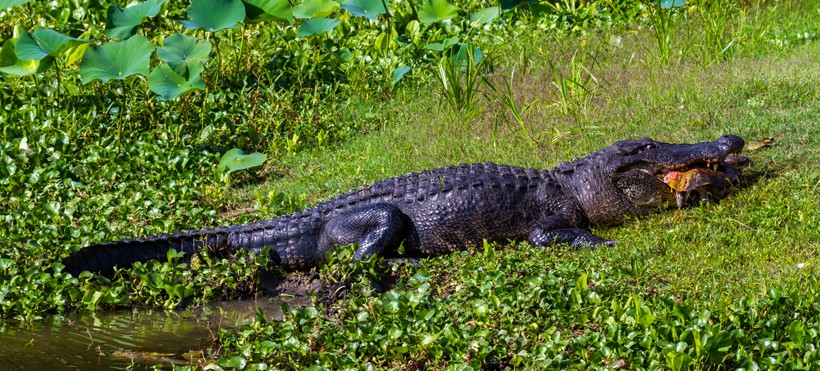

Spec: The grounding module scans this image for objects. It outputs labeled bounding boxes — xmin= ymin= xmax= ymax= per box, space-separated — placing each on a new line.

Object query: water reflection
xmin=0 ymin=298 xmax=301 ymax=370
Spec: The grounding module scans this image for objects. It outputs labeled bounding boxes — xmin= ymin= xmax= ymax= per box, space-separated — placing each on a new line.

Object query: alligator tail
xmin=61 ymin=228 xmax=230 ymax=277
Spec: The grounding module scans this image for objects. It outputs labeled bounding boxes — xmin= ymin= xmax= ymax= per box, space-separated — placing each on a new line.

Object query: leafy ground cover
xmin=1 ymin=0 xmax=819 ymax=369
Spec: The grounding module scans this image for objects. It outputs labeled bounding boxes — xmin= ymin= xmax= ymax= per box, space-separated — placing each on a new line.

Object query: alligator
xmin=62 ymin=135 xmax=747 ymax=277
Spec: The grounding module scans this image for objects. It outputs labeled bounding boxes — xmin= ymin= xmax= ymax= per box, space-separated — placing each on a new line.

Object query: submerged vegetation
xmin=1 ymin=0 xmax=819 ymax=368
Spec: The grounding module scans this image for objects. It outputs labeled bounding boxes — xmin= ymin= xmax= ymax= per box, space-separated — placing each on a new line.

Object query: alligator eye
xmin=643 ymin=144 xmax=655 ymax=150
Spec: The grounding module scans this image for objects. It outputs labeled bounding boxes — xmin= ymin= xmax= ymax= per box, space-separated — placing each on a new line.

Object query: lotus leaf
xmin=243 ymin=0 xmax=294 ymax=23
xmin=181 ymin=0 xmax=246 ymax=31
xmin=0 ymin=0 xmax=31 ymax=8
xmin=292 ymin=0 xmax=340 ymax=19
xmin=157 ymin=33 xmax=212 ymax=76
xmin=148 ymin=63 xmax=206 ymax=101
xmin=218 ymin=148 xmax=267 ymax=175
xmin=0 ymin=38 xmax=53 ymax=75
xmin=340 ymin=0 xmax=387 ymax=20
xmin=469 ymin=6 xmax=498 ymax=24
xmin=79 ymin=35 xmax=154 ymax=84
xmin=105 ymin=0 xmax=169 ymax=40
xmin=297 ymin=18 xmax=341 ymax=37
xmin=417 ymin=0 xmax=458 ymax=24
xmin=15 ymin=28 xmax=88 ymax=61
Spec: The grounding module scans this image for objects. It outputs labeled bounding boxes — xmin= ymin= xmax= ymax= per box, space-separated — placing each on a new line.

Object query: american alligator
xmin=63 ymin=135 xmax=746 ymax=277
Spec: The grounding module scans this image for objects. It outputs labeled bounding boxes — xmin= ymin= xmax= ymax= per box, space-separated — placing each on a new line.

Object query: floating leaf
xmin=181 ymin=0 xmax=246 ymax=31
xmin=340 ymin=0 xmax=386 ymax=20
xmin=157 ymin=33 xmax=211 ymax=76
xmin=16 ymin=28 xmax=88 ymax=60
xmin=148 ymin=63 xmax=205 ymax=100
xmin=218 ymin=148 xmax=267 ymax=175
xmin=106 ymin=0 xmax=169 ymax=39
xmin=292 ymin=0 xmax=340 ymax=19
xmin=79 ymin=35 xmax=154 ymax=84
xmin=243 ymin=0 xmax=293 ymax=23
xmin=297 ymin=17 xmax=340 ymax=37
xmin=417 ymin=0 xmax=458 ymax=24
xmin=469 ymin=6 xmax=498 ymax=24
xmin=0 ymin=38 xmax=53 ymax=75
xmin=390 ymin=65 xmax=409 ymax=86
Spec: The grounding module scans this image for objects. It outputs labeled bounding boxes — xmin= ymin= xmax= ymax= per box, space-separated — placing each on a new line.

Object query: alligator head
xmin=552 ymin=134 xmax=746 ymax=227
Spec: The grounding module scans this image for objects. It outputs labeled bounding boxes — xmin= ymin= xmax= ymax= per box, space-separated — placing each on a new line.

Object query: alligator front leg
xmin=528 ymin=214 xmax=615 ymax=248
xmin=319 ymin=204 xmax=409 ymax=260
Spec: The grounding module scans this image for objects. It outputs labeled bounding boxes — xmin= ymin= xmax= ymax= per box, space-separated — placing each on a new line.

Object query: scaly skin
xmin=62 ymin=135 xmax=746 ymax=277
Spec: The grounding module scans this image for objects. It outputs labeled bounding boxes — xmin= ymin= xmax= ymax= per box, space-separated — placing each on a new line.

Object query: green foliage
xmin=105 ymin=0 xmax=169 ymax=40
xmin=216 ymin=246 xmax=820 ymax=368
xmin=296 ymin=17 xmax=341 ymax=37
xmin=417 ymin=0 xmax=459 ymax=24
xmin=432 ymin=44 xmax=485 ymax=114
xmin=292 ymin=0 xmax=340 ymax=19
xmin=157 ymin=33 xmax=212 ymax=76
xmin=182 ymin=0 xmax=247 ymax=31
xmin=15 ymin=28 xmax=87 ymax=61
xmin=0 ymin=37 xmax=53 ymax=75
xmin=243 ymin=0 xmax=294 ymax=23
xmin=79 ymin=35 xmax=154 ymax=84
xmin=147 ymin=63 xmax=206 ymax=100
xmin=341 ymin=0 xmax=388 ymax=20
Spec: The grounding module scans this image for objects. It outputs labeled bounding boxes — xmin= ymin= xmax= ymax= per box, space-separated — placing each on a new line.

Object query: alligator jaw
xmin=660 ymin=154 xmax=749 ymax=208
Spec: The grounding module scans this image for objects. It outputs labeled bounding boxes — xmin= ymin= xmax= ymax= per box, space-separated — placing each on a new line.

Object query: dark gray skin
xmin=62 ymin=135 xmax=745 ymax=277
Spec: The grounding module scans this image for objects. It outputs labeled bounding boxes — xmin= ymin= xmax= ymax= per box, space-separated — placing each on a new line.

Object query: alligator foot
xmin=529 ymin=228 xmax=615 ymax=248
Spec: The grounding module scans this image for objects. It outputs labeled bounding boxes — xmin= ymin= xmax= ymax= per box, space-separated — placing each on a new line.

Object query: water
xmin=0 ymin=298 xmax=302 ymax=370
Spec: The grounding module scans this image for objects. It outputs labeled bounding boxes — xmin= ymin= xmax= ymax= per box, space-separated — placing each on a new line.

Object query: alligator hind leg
xmin=320 ymin=204 xmax=409 ymax=260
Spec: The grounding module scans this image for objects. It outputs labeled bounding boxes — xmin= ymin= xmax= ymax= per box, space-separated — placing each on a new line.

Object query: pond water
xmin=0 ymin=298 xmax=303 ymax=370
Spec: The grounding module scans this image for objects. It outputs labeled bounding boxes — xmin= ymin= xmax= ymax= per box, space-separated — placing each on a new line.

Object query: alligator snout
xmin=718 ymin=134 xmax=745 ymax=153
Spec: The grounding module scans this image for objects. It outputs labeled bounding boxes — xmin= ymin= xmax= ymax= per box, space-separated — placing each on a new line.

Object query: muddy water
xmin=0 ymin=298 xmax=302 ymax=370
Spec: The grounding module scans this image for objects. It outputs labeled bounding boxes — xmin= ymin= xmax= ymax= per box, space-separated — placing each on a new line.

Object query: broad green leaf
xmin=390 ymin=65 xmax=409 ymax=86
xmin=499 ymin=0 xmax=537 ymax=11
xmin=340 ymin=0 xmax=386 ymax=20
xmin=0 ymin=0 xmax=31 ymax=8
xmin=659 ymin=0 xmax=686 ymax=8
xmin=424 ymin=36 xmax=459 ymax=51
xmin=148 ymin=63 xmax=205 ymax=100
xmin=243 ymin=0 xmax=293 ymax=23
xmin=0 ymin=38 xmax=54 ymax=75
xmin=79 ymin=35 xmax=154 ymax=84
xmin=218 ymin=148 xmax=267 ymax=174
xmin=16 ymin=28 xmax=88 ymax=60
xmin=417 ymin=0 xmax=458 ymax=24
xmin=469 ymin=6 xmax=498 ymax=24
xmin=297 ymin=17 xmax=340 ymax=37
xmin=181 ymin=0 xmax=246 ymax=31
xmin=106 ymin=0 xmax=169 ymax=39
xmin=157 ymin=33 xmax=211 ymax=76
xmin=218 ymin=356 xmax=247 ymax=369
xmin=65 ymin=42 xmax=90 ymax=66
xmin=292 ymin=0 xmax=340 ymax=19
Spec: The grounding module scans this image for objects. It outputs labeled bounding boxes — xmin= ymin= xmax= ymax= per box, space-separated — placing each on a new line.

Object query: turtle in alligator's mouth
xmin=659 ymin=154 xmax=749 ymax=208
